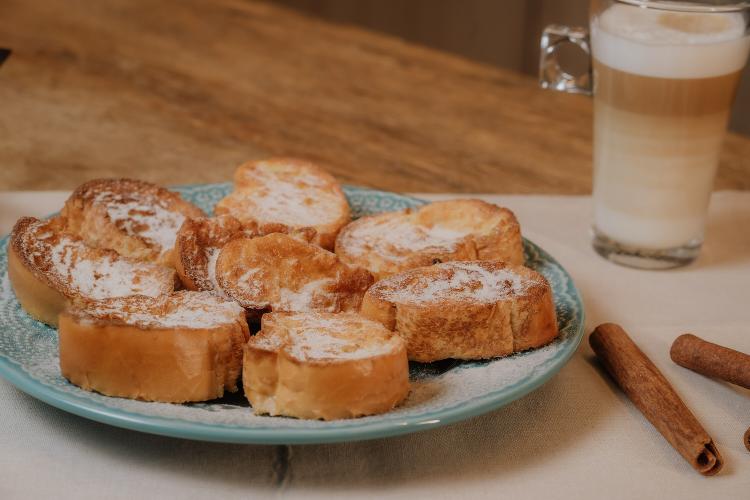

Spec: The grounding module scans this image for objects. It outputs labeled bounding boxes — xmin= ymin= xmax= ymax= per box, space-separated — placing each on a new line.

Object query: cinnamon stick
xmin=745 ymin=427 xmax=750 ymax=453
xmin=589 ymin=323 xmax=723 ymax=476
xmin=670 ymin=333 xmax=750 ymax=389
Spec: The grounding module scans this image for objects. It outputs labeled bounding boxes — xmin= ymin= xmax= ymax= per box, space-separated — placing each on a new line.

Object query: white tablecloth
xmin=1 ymin=191 xmax=748 ymax=500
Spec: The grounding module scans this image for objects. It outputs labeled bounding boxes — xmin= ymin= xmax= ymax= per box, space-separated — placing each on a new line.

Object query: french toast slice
xmin=61 ymin=178 xmax=205 ymax=266
xmin=59 ymin=291 xmax=249 ymax=403
xmin=360 ymin=260 xmax=558 ymax=362
xmin=174 ymin=215 xmax=316 ymax=292
xmin=174 ymin=215 xmax=249 ymax=293
xmin=215 ymin=233 xmax=373 ymax=313
xmin=243 ymin=312 xmax=409 ymax=420
xmin=8 ymin=217 xmax=176 ymax=327
xmin=213 ymin=158 xmax=350 ymax=250
xmin=335 ymin=199 xmax=524 ymax=280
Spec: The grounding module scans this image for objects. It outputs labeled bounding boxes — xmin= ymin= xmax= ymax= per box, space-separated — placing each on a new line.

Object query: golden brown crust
xmin=360 ymin=260 xmax=557 ymax=362
xmin=174 ymin=215 xmax=247 ymax=291
xmin=61 ymin=178 xmax=205 ymax=266
xmin=213 ymin=158 xmax=350 ymax=250
xmin=335 ymin=199 xmax=524 ymax=281
xmin=8 ymin=216 xmax=176 ymax=327
xmin=7 ymin=238 xmax=68 ymax=327
xmin=215 ymin=233 xmax=373 ymax=314
xmin=59 ymin=292 xmax=249 ymax=403
xmin=174 ymin=215 xmax=317 ymax=291
xmin=243 ymin=312 xmax=409 ymax=420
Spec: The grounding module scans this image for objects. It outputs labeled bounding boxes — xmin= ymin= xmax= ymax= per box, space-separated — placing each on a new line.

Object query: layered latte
xmin=591 ymin=4 xmax=749 ymax=249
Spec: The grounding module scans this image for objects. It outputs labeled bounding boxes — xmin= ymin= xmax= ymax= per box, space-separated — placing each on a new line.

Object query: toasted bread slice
xmin=215 ymin=233 xmax=373 ymax=313
xmin=335 ymin=199 xmax=524 ymax=280
xmin=61 ymin=178 xmax=205 ymax=266
xmin=360 ymin=260 xmax=557 ymax=362
xmin=213 ymin=158 xmax=350 ymax=250
xmin=8 ymin=217 xmax=176 ymax=327
xmin=174 ymin=215 xmax=316 ymax=292
xmin=59 ymin=291 xmax=249 ymax=403
xmin=243 ymin=312 xmax=409 ymax=420
xmin=174 ymin=215 xmax=248 ymax=292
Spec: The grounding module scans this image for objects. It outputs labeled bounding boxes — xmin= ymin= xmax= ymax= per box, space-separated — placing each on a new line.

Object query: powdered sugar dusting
xmin=24 ymin=219 xmax=172 ymax=300
xmin=374 ymin=261 xmax=533 ymax=304
xmin=225 ymin=163 xmax=344 ymax=227
xmin=27 ymin=335 xmax=564 ymax=427
xmin=0 ymin=184 xmax=583 ymax=434
xmin=341 ymin=213 xmax=470 ymax=262
xmin=250 ymin=331 xmax=285 ymax=351
xmin=79 ymin=291 xmax=244 ymax=329
xmin=220 ymin=261 xmax=342 ymax=312
xmin=230 ymin=267 xmax=266 ymax=308
xmin=22 ymin=291 xmax=574 ymax=429
xmin=94 ymin=191 xmax=187 ymax=257
xmin=53 ymin=242 xmax=171 ymax=299
xmin=277 ymin=278 xmax=336 ymax=312
xmin=225 ymin=183 xmax=337 ymax=227
xmin=278 ymin=313 xmax=402 ymax=361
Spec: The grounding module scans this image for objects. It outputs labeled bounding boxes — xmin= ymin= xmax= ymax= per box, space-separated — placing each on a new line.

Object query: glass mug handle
xmin=539 ymin=25 xmax=593 ymax=95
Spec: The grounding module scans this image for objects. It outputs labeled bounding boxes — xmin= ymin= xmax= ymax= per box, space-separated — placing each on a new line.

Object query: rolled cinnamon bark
xmin=670 ymin=334 xmax=750 ymax=389
xmin=745 ymin=427 xmax=750 ymax=453
xmin=590 ymin=323 xmax=723 ymax=476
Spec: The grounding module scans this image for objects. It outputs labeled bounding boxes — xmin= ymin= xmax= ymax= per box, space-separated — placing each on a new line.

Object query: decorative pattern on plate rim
xmin=0 ymin=184 xmax=584 ymax=444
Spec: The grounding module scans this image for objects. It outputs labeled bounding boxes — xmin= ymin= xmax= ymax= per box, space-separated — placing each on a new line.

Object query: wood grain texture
xmin=0 ymin=0 xmax=748 ymax=193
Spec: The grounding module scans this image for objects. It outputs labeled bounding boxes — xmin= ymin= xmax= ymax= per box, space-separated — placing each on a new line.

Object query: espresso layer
xmin=594 ymin=60 xmax=742 ymax=117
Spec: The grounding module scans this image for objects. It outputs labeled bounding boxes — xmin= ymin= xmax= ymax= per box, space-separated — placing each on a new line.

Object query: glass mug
xmin=540 ymin=0 xmax=750 ymax=269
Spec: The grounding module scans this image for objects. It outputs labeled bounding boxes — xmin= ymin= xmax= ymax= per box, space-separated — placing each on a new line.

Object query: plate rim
xmin=0 ymin=184 xmax=585 ymax=444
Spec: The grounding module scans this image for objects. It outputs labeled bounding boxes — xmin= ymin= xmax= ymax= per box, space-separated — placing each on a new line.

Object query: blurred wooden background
xmin=1 ymin=0 xmax=748 ymax=193
xmin=274 ymin=0 xmax=750 ymax=136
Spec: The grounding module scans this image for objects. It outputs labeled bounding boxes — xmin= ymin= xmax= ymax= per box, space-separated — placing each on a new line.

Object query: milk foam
xmin=592 ymin=4 xmax=750 ymax=78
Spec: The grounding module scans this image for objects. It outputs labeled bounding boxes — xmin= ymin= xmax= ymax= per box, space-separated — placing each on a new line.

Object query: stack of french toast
xmin=8 ymin=158 xmax=558 ymax=420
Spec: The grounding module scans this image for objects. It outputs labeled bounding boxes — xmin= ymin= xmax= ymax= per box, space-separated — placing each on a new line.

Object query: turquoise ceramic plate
xmin=0 ymin=184 xmax=584 ymax=444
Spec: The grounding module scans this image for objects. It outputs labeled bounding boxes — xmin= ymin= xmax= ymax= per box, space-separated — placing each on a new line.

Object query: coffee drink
xmin=591 ymin=4 xmax=749 ymax=249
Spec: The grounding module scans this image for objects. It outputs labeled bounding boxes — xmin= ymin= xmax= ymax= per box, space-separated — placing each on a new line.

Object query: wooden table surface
xmin=1 ymin=0 xmax=749 ymax=194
